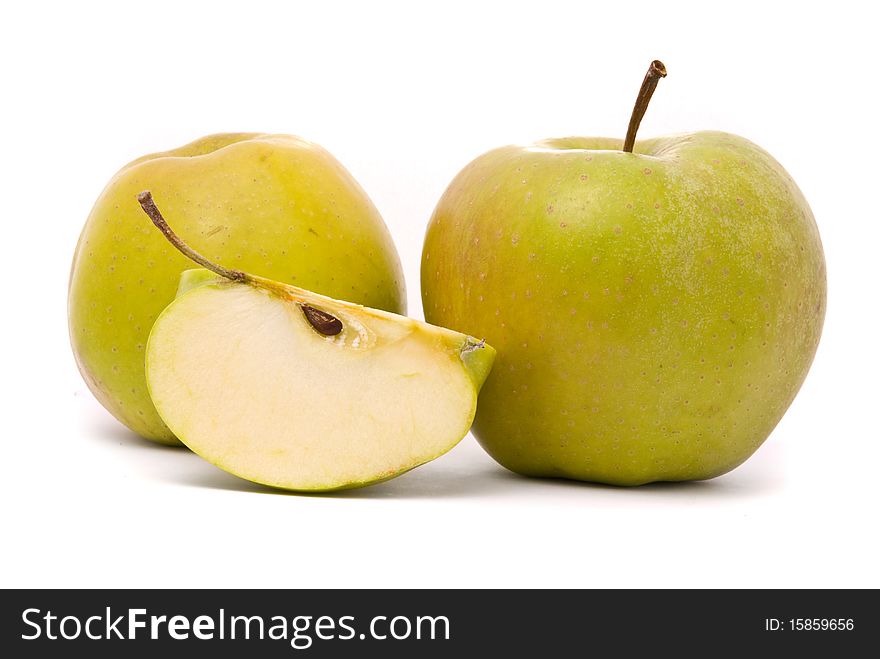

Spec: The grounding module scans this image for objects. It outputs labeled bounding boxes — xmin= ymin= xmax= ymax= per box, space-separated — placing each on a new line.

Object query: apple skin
xmin=70 ymin=133 xmax=406 ymax=444
xmin=421 ymin=132 xmax=826 ymax=485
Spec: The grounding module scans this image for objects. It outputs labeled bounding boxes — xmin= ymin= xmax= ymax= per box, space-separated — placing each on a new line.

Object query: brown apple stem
xmin=137 ymin=191 xmax=249 ymax=284
xmin=623 ymin=60 xmax=667 ymax=153
xmin=136 ymin=191 xmax=345 ymax=337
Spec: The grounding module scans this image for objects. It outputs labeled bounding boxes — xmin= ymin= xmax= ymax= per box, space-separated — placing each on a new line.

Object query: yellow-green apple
xmin=69 ymin=133 xmax=405 ymax=444
xmin=421 ymin=61 xmax=826 ymax=485
xmin=138 ymin=193 xmax=495 ymax=490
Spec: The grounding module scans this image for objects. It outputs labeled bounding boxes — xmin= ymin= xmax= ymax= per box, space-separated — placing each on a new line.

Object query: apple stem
xmin=137 ymin=191 xmax=250 ymax=284
xmin=136 ymin=191 xmax=346 ymax=337
xmin=623 ymin=60 xmax=667 ymax=154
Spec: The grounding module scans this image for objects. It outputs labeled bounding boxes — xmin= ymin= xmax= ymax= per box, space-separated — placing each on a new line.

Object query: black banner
xmin=1 ymin=589 xmax=875 ymax=656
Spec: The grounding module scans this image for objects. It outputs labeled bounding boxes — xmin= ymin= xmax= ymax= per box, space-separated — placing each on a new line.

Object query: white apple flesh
xmin=139 ymin=194 xmax=495 ymax=491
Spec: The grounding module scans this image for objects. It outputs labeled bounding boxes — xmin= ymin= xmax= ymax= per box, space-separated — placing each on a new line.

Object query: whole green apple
xmin=70 ymin=133 xmax=405 ymax=444
xmin=421 ymin=62 xmax=826 ymax=485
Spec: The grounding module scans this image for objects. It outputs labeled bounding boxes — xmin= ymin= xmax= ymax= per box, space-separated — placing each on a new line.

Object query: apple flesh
xmin=147 ymin=269 xmax=495 ymax=491
xmin=69 ymin=133 xmax=405 ymax=444
xmin=421 ymin=131 xmax=826 ymax=485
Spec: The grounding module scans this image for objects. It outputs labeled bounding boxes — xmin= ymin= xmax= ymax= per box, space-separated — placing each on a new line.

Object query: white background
xmin=1 ymin=1 xmax=877 ymax=588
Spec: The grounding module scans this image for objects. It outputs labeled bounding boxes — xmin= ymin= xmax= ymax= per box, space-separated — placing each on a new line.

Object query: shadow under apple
xmin=169 ymin=446 xmax=783 ymax=501
xmin=86 ymin=414 xmax=783 ymax=500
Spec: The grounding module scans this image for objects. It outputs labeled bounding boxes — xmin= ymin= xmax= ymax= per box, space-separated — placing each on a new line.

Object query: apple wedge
xmin=138 ymin=192 xmax=495 ymax=491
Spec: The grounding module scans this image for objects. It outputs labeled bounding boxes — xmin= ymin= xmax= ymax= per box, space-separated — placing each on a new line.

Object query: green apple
xmin=421 ymin=61 xmax=826 ymax=485
xmin=139 ymin=193 xmax=495 ymax=491
xmin=69 ymin=133 xmax=405 ymax=444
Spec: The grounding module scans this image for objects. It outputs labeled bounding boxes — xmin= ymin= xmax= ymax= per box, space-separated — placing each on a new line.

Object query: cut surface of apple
xmin=138 ymin=191 xmax=494 ymax=491
xmin=147 ymin=274 xmax=493 ymax=490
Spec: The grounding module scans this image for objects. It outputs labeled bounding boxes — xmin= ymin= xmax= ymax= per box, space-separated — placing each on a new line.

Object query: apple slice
xmin=138 ymin=192 xmax=495 ymax=491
